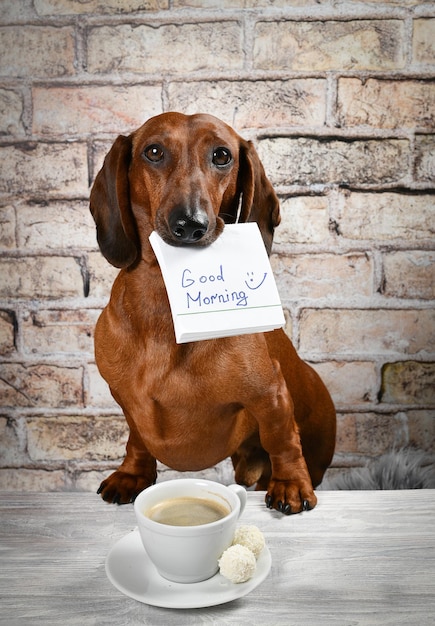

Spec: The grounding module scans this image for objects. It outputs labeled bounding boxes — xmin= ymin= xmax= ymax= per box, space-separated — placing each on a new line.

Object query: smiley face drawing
xmin=245 ymin=271 xmax=267 ymax=290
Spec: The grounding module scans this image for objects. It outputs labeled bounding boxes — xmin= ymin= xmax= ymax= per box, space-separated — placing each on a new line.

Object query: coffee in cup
xmin=146 ymin=495 xmax=230 ymax=526
xmin=134 ymin=478 xmax=247 ymax=583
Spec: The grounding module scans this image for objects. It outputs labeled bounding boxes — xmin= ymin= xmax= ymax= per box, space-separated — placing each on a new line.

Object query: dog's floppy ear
xmin=238 ymin=140 xmax=281 ymax=255
xmin=90 ymin=134 xmax=138 ymax=268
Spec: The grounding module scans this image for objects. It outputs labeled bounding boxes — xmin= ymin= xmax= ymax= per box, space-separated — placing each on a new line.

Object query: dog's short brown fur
xmin=90 ymin=112 xmax=336 ymax=514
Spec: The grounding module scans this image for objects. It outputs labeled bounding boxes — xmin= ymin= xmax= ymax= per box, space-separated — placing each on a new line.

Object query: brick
xmin=415 ymin=135 xmax=435 ymax=183
xmin=26 ymin=416 xmax=128 ymax=461
xmin=335 ymin=412 xmax=408 ymax=455
xmin=299 ymin=309 xmax=435 ymax=356
xmin=0 ymin=468 xmax=65 ymax=492
xmin=17 ymin=200 xmax=96 ymax=251
xmin=271 ymin=253 xmax=373 ymax=300
xmin=167 ymin=79 xmax=326 ymax=129
xmin=32 ymin=85 xmax=162 ymax=137
xmin=87 ymin=22 xmax=243 ymax=75
xmin=0 ymin=0 xmax=36 ymax=22
xmin=383 ymin=251 xmax=435 ymax=300
xmin=0 ymin=310 xmax=15 ymax=356
xmin=381 ymin=361 xmax=435 ymax=406
xmin=274 ymin=196 xmax=331 ymax=245
xmin=90 ymin=140 xmax=113 ymax=184
xmin=282 ymin=309 xmax=293 ymax=342
xmin=22 ymin=309 xmax=100 ymax=356
xmin=336 ymin=191 xmax=434 ymax=240
xmin=413 ymin=18 xmax=435 ymax=65
xmin=337 ymin=78 xmax=435 ymax=130
xmin=0 ymin=364 xmax=83 ymax=408
xmin=174 ymin=0 xmax=243 ymax=5
xmin=258 ymin=138 xmax=409 ymax=186
xmin=0 ymin=417 xmax=27 ymax=465
xmin=407 ymin=410 xmax=435 ymax=452
xmin=0 ymin=143 xmax=88 ymax=196
xmin=87 ymin=363 xmax=119 ymax=409
xmin=86 ymin=251 xmax=120 ymax=299
xmin=73 ymin=470 xmax=112 ymax=493
xmin=173 ymin=0 xmax=301 ymax=6
xmin=374 ymin=0 xmax=428 ymax=3
xmin=0 ymin=257 xmax=84 ymax=299
xmin=311 ymin=361 xmax=378 ymax=406
xmin=0 ymin=205 xmax=16 ymax=249
xmin=0 ymin=88 xmax=24 ymax=135
xmin=0 ymin=26 xmax=75 ymax=78
xmin=254 ymin=20 xmax=406 ymax=71
xmin=34 ymin=0 xmax=168 ymax=15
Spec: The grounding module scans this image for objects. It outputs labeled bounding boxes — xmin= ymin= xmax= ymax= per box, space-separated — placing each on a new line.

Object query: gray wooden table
xmin=1 ymin=490 xmax=434 ymax=625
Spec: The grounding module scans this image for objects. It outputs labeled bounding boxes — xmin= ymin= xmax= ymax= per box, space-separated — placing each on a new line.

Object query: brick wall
xmin=0 ymin=0 xmax=434 ymax=492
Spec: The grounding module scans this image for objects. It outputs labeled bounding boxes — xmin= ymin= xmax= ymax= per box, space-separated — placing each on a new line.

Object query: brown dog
xmin=90 ymin=112 xmax=336 ymax=514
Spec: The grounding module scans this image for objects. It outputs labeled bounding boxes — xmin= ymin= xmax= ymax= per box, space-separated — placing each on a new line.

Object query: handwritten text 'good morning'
xmin=181 ymin=265 xmax=267 ymax=310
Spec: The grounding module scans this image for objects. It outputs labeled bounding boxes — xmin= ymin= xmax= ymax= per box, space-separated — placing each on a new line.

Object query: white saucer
xmin=106 ymin=528 xmax=272 ymax=609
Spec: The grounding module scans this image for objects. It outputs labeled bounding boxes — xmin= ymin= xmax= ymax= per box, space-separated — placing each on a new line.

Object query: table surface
xmin=1 ymin=489 xmax=434 ymax=626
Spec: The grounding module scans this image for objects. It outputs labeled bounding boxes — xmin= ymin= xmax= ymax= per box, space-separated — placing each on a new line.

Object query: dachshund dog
xmin=90 ymin=112 xmax=336 ymax=514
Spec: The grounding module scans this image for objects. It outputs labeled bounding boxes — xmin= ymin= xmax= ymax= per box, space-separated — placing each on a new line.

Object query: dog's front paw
xmin=265 ymin=478 xmax=317 ymax=515
xmin=97 ymin=470 xmax=154 ymax=504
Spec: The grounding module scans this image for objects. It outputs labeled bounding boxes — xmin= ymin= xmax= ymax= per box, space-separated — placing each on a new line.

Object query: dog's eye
xmin=212 ymin=147 xmax=232 ymax=167
xmin=143 ymin=144 xmax=164 ymax=163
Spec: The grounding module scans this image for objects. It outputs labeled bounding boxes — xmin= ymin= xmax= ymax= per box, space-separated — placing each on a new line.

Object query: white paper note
xmin=149 ymin=223 xmax=285 ymax=343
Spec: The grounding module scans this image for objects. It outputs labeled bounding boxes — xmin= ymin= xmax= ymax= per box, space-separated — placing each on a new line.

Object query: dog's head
xmin=90 ymin=112 xmax=280 ymax=268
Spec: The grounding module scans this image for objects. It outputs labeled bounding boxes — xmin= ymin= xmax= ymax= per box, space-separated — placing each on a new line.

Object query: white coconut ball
xmin=232 ymin=525 xmax=265 ymax=558
xmin=218 ymin=544 xmax=257 ymax=583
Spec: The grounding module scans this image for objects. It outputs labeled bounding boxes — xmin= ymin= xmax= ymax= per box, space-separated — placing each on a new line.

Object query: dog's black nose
xmin=169 ymin=211 xmax=209 ymax=243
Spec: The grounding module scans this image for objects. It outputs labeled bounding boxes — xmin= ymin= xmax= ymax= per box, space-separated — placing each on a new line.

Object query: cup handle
xmin=228 ymin=484 xmax=247 ymax=518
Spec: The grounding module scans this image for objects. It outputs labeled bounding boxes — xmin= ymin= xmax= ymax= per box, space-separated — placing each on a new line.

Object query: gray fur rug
xmin=323 ymin=447 xmax=435 ymax=490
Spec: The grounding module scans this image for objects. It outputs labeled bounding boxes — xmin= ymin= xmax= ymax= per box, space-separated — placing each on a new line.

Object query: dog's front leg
xmin=97 ymin=428 xmax=157 ymax=504
xmin=252 ymin=361 xmax=317 ymax=515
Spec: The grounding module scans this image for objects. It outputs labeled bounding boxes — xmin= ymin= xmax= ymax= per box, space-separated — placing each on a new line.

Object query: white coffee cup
xmin=133 ymin=478 xmax=247 ymax=583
